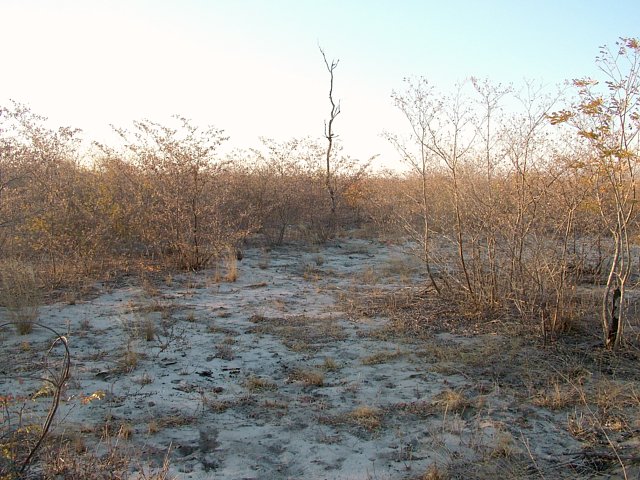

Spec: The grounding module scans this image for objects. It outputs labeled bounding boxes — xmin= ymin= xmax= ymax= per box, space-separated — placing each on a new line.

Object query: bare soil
xmin=2 ymin=237 xmax=639 ymax=479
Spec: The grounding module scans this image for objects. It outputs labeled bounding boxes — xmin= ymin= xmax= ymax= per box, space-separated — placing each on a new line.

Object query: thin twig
xmin=0 ymin=322 xmax=71 ymax=475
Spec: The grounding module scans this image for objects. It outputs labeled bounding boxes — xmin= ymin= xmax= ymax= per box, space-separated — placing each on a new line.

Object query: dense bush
xmin=1 ymin=38 xmax=638 ymax=348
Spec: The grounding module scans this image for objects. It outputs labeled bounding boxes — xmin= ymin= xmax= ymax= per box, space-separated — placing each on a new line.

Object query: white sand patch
xmin=1 ymin=237 xmax=604 ymax=479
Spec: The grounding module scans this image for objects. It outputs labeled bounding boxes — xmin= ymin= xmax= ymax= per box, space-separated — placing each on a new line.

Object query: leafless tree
xmin=320 ymin=46 xmax=341 ymax=237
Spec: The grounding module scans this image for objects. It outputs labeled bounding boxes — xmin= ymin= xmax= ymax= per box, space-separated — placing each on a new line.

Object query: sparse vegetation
xmin=0 ymin=36 xmax=639 ymax=480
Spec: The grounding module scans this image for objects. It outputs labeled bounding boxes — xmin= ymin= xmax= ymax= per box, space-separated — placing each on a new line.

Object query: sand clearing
xmin=2 ymin=238 xmax=638 ymax=479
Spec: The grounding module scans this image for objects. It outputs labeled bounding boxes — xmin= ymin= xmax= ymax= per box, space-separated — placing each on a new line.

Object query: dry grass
xmin=42 ymin=441 xmax=130 ymax=479
xmin=380 ymin=255 xmax=419 ymax=279
xmin=147 ymin=420 xmax=161 ymax=435
xmin=531 ymin=381 xmax=578 ymax=410
xmin=224 ymin=248 xmax=239 ymax=282
xmin=215 ymin=343 xmax=235 ymax=360
xmin=593 ymin=378 xmax=640 ymax=411
xmin=141 ymin=274 xmax=161 ymax=297
xmin=121 ymin=304 xmax=163 ymax=336
xmin=490 ymin=429 xmax=517 ymax=458
xmin=348 ymin=405 xmax=383 ymax=431
xmin=159 ymin=414 xmax=197 ymax=428
xmin=135 ymin=372 xmax=154 ymax=386
xmin=417 ymin=463 xmax=450 ymax=480
xmin=361 ymin=349 xmax=404 ymax=365
xmin=431 ymin=389 xmax=471 ymax=414
xmin=249 ymin=314 xmax=346 ymax=352
xmin=289 ymin=368 xmax=325 ymax=387
xmin=0 ymin=259 xmax=41 ymax=334
xmin=322 ymin=356 xmax=340 ymax=371
xmin=207 ymin=324 xmax=238 ymax=336
xmin=360 ymin=266 xmax=379 ymax=284
xmin=258 ymin=249 xmax=271 ymax=270
xmin=41 ymin=430 xmax=176 ymax=480
xmin=244 ymin=376 xmax=278 ymax=392
xmin=118 ymin=346 xmax=142 ymax=373
xmin=205 ymin=399 xmax=233 ymax=413
xmin=303 ymin=264 xmax=322 ymax=281
xmin=142 ymin=317 xmax=156 ymax=341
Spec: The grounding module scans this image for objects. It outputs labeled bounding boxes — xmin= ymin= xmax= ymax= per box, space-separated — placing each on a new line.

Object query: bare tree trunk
xmin=419 ymin=147 xmax=440 ymax=294
xmin=320 ymin=47 xmax=340 ymax=237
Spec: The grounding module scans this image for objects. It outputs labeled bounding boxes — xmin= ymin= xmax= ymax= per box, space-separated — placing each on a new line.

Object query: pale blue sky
xmin=1 ymin=0 xmax=638 ymax=168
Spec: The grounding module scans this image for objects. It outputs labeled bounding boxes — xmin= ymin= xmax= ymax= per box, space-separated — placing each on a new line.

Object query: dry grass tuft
xmin=360 ymin=266 xmax=379 ymax=284
xmin=361 ymin=349 xmax=404 ymax=365
xmin=593 ymin=378 xmax=639 ymax=410
xmin=303 ymin=264 xmax=322 ymax=281
xmin=380 ymin=256 xmax=419 ymax=283
xmin=215 ymin=343 xmax=235 ymax=360
xmin=418 ymin=463 xmax=449 ymax=480
xmin=42 ymin=441 xmax=130 ymax=479
xmin=135 ymin=372 xmax=154 ymax=386
xmin=349 ymin=405 xmax=383 ymax=431
xmin=491 ymin=429 xmax=517 ymax=458
xmin=42 ymin=433 xmax=176 ymax=479
xmin=118 ymin=346 xmax=142 ymax=373
xmin=531 ymin=381 xmax=577 ymax=410
xmin=205 ymin=399 xmax=233 ymax=413
xmin=245 ymin=376 xmax=278 ymax=392
xmin=141 ymin=274 xmax=161 ymax=297
xmin=290 ymin=368 xmax=325 ymax=387
xmin=322 ymin=356 xmax=340 ymax=371
xmin=258 ymin=249 xmax=271 ymax=270
xmin=249 ymin=314 xmax=346 ymax=352
xmin=147 ymin=420 xmax=161 ymax=435
xmin=224 ymin=247 xmax=239 ymax=282
xmin=0 ymin=259 xmax=41 ymax=334
xmin=263 ymin=399 xmax=289 ymax=410
xmin=155 ymin=415 xmax=197 ymax=429
xmin=142 ymin=317 xmax=156 ymax=341
xmin=431 ymin=389 xmax=471 ymax=414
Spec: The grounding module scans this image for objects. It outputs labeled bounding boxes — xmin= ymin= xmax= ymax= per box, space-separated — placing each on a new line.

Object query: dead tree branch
xmin=320 ymin=46 xmax=341 ymax=235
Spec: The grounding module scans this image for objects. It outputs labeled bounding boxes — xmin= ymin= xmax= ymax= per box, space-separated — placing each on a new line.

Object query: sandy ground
xmin=2 ymin=237 xmax=638 ymax=479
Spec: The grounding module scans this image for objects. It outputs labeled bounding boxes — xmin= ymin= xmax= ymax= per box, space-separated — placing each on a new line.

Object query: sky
xmin=1 ymin=0 xmax=639 ymax=169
